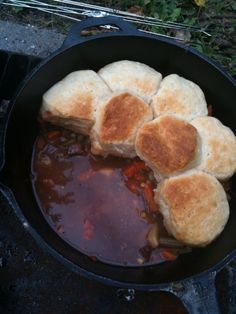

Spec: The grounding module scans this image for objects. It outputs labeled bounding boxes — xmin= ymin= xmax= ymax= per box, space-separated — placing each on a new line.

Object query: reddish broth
xmin=32 ymin=126 xmax=184 ymax=265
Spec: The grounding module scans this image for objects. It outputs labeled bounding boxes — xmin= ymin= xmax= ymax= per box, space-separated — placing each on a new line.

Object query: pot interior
xmin=2 ymin=35 xmax=236 ymax=287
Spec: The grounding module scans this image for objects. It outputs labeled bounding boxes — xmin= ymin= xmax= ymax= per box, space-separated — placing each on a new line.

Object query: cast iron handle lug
xmin=161 ymin=271 xmax=220 ymax=314
xmin=62 ymin=16 xmax=139 ymax=48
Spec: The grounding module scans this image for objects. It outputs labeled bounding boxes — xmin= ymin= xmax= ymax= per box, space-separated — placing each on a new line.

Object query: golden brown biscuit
xmin=41 ymin=70 xmax=111 ymax=135
xmin=98 ymin=60 xmax=162 ymax=103
xmin=155 ymin=170 xmax=229 ymax=246
xmin=90 ymin=92 xmax=153 ymax=157
xmin=151 ymin=74 xmax=208 ymax=121
xmin=135 ymin=115 xmax=199 ymax=180
xmin=191 ymin=116 xmax=236 ymax=180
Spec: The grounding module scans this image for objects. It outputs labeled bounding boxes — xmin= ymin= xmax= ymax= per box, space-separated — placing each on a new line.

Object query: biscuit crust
xmin=98 ymin=60 xmax=162 ymax=103
xmin=151 ymin=74 xmax=208 ymax=121
xmin=91 ymin=92 xmax=153 ymax=157
xmin=41 ymin=70 xmax=111 ymax=135
xmin=191 ymin=116 xmax=236 ymax=180
xmin=135 ymin=115 xmax=198 ymax=178
xmin=155 ymin=170 xmax=229 ymax=246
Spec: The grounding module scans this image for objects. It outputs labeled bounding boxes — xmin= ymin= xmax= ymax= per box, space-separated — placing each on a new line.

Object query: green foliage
xmin=122 ymin=0 xmax=236 ymax=75
xmin=2 ymin=0 xmax=236 ymax=74
xmin=11 ymin=6 xmax=24 ymax=14
xmin=123 ymin=0 xmax=194 ymax=21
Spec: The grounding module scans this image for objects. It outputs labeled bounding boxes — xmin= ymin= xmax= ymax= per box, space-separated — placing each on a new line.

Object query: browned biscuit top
xmin=191 ymin=116 xmax=236 ymax=180
xmin=162 ymin=173 xmax=216 ymax=224
xmin=156 ymin=90 xmax=184 ymax=113
xmin=68 ymin=95 xmax=93 ymax=119
xmin=136 ymin=115 xmax=197 ymax=174
xmin=155 ymin=170 xmax=229 ymax=246
xmin=100 ymin=92 xmax=151 ymax=142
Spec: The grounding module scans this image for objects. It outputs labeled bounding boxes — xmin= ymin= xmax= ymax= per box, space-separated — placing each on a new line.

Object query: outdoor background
xmin=0 ymin=0 xmax=235 ymax=75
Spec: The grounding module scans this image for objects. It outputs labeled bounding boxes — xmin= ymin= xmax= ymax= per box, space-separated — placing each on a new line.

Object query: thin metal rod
xmin=3 ymin=2 xmax=189 ymax=41
xmin=6 ymin=0 xmax=210 ymax=35
xmin=10 ymin=0 xmax=189 ymax=29
xmin=6 ymin=0 xmax=180 ymax=29
xmin=3 ymin=0 xmax=211 ymax=37
xmin=7 ymin=0 xmax=185 ymax=28
xmin=3 ymin=2 xmax=81 ymax=21
xmin=53 ymin=0 xmax=210 ymax=34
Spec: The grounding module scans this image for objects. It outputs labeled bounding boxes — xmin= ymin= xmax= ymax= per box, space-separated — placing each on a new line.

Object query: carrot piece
xmin=83 ymin=218 xmax=94 ymax=240
xmin=122 ymin=164 xmax=136 ymax=179
xmin=143 ymin=182 xmax=159 ymax=212
xmin=207 ymin=105 xmax=213 ymax=116
xmin=47 ymin=130 xmax=61 ymax=140
xmin=149 ymin=199 xmax=159 ymax=213
xmin=134 ymin=173 xmax=146 ymax=182
xmin=123 ymin=161 xmax=149 ymax=179
xmin=161 ymin=249 xmax=178 ymax=261
xmin=36 ymin=136 xmax=46 ymax=151
xmin=84 ymin=229 xmax=93 ymax=240
xmin=78 ymin=169 xmax=96 ymax=182
xmin=126 ymin=180 xmax=140 ymax=195
xmin=84 ymin=218 xmax=94 ymax=229
xmin=143 ymin=182 xmax=154 ymax=200
xmin=133 ymin=161 xmax=149 ymax=171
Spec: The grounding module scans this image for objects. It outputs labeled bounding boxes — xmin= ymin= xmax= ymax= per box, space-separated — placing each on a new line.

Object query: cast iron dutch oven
xmin=1 ymin=17 xmax=236 ymax=313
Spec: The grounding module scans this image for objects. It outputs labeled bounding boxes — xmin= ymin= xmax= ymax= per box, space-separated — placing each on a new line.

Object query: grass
xmin=122 ymin=0 xmax=236 ymax=75
xmin=0 ymin=0 xmax=235 ymax=75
